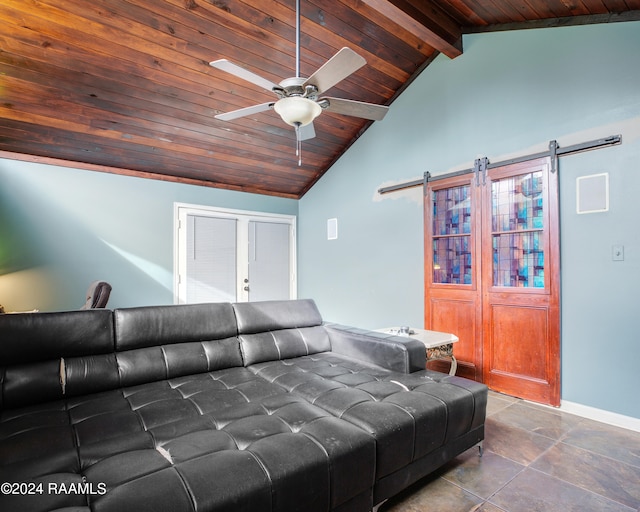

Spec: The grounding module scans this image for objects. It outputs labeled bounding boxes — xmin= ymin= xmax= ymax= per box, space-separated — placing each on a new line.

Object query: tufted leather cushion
xmin=0 ymin=309 xmax=114 ymax=365
xmin=249 ymin=354 xmax=487 ymax=480
xmin=113 ymin=303 xmax=243 ymax=388
xmin=233 ymin=299 xmax=323 ymax=334
xmin=0 ymin=310 xmax=114 ymax=408
xmin=234 ymin=300 xmax=331 ymax=366
xmin=0 ymin=367 xmax=376 ymax=512
xmin=114 ymin=303 xmax=237 ymax=350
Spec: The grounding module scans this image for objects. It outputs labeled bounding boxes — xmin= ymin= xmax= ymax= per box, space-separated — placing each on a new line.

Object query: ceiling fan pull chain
xmin=295 ymin=122 xmax=302 ymax=166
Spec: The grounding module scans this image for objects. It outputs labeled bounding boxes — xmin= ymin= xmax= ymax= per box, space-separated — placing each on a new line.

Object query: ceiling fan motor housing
xmin=274 ymin=77 xmax=318 ymax=100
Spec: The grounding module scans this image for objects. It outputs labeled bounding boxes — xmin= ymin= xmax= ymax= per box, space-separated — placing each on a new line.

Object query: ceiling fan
xmin=209 ymin=0 xmax=389 ymax=164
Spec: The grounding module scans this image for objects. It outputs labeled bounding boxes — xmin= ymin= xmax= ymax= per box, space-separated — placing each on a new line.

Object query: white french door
xmin=174 ymin=204 xmax=296 ymax=304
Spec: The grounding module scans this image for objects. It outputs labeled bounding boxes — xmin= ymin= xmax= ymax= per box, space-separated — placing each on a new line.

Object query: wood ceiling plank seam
xmin=483 ymin=0 xmax=530 ymax=23
xmin=0 ymin=17 xmax=220 ymax=111
xmin=0 ymin=62 xmax=318 ymax=157
xmin=159 ymin=0 xmax=398 ymax=103
xmin=0 ymin=21 xmax=273 ymax=111
xmin=0 ymin=33 xmax=224 ymax=112
xmin=127 ymin=0 xmax=402 ymax=104
xmin=586 ymin=0 xmax=617 ymax=14
xmin=441 ymin=0 xmax=492 ymax=26
xmin=0 ymin=18 xmax=304 ymax=142
xmin=162 ymin=0 xmax=310 ymax=83
xmin=0 ymin=126 xmax=320 ymax=189
xmin=457 ymin=0 xmax=519 ymax=25
xmin=0 ymin=57 xmax=231 ymax=137
xmin=0 ymin=38 xmax=306 ymax=148
xmin=557 ymin=0 xmax=597 ymax=16
xmin=0 ymin=147 xmax=305 ymax=199
xmin=264 ymin=0 xmax=412 ymax=83
xmin=0 ymin=0 xmax=281 ymax=103
xmin=243 ymin=0 xmax=378 ymax=73
xmin=600 ymin=0 xmax=633 ymax=11
xmin=0 ymin=98 xmax=324 ymax=176
xmin=0 ymin=47 xmax=213 ymax=118
xmin=516 ymin=0 xmax=561 ymax=18
xmin=120 ymin=0 xmax=298 ymax=84
xmin=1 ymin=126 xmax=323 ymax=185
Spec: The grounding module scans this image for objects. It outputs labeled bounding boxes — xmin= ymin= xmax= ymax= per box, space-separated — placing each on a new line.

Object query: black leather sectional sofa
xmin=0 ymin=299 xmax=487 ymax=512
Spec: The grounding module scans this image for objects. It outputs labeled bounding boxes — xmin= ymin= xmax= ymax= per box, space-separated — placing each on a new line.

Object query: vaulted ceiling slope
xmin=1 ymin=0 xmax=639 ymax=198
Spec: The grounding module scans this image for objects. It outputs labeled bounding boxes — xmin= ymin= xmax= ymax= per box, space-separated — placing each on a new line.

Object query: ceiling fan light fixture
xmin=274 ymin=96 xmax=322 ymax=127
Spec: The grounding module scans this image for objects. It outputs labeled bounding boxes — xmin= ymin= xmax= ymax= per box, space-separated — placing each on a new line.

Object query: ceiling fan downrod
xmin=295 ymin=0 xmax=301 ymax=78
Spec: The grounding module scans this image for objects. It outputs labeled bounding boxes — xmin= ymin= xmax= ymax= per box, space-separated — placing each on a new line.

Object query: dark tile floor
xmin=378 ymin=391 xmax=640 ymax=512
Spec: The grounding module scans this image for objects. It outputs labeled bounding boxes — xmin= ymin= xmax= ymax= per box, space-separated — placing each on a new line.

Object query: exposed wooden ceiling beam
xmin=361 ymin=0 xmax=463 ymax=59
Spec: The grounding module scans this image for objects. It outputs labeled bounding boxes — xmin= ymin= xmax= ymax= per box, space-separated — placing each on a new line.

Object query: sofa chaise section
xmin=233 ymin=300 xmax=487 ymax=504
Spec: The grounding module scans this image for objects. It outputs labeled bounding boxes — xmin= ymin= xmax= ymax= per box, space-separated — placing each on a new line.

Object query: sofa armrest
xmin=324 ymin=324 xmax=426 ymax=373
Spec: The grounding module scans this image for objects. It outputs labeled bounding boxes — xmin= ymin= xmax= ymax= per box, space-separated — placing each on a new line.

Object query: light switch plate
xmin=327 ymin=218 xmax=338 ymax=240
xmin=612 ymin=245 xmax=624 ymax=261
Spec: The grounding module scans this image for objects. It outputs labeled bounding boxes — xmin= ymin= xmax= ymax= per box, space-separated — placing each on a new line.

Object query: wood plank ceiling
xmin=1 ymin=0 xmax=639 ymax=198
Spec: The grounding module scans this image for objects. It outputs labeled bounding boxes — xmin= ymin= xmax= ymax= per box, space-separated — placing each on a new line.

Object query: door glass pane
xmin=432 ymin=185 xmax=472 ymax=284
xmin=493 ymin=232 xmax=544 ymax=287
xmin=492 ymin=171 xmax=544 ymax=231
xmin=186 ymin=215 xmax=237 ymax=302
xmin=433 ymin=236 xmax=472 ymax=284
xmin=248 ymin=221 xmax=291 ymax=301
xmin=432 ymin=186 xmax=471 ymax=235
xmin=491 ymin=171 xmax=544 ymax=288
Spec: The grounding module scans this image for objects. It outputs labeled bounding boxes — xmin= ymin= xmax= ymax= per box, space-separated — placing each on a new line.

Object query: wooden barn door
xmin=481 ymin=157 xmax=560 ymax=405
xmin=425 ymin=156 xmax=560 ymax=406
xmin=425 ymin=174 xmax=483 ymax=381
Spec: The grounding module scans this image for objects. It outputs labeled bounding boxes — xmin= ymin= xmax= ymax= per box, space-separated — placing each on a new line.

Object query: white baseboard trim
xmin=560 ymin=400 xmax=640 ymax=432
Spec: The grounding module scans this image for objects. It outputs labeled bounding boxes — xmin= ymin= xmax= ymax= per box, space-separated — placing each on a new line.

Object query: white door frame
xmin=173 ymin=202 xmax=297 ymax=304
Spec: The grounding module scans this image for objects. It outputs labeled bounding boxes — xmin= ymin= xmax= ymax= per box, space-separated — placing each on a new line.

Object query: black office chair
xmin=81 ymin=281 xmax=112 ymax=309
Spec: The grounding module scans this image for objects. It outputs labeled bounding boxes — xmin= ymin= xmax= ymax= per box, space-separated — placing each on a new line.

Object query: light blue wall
xmin=0 ymin=160 xmax=297 ymax=311
xmin=1 ymin=22 xmax=638 ymax=420
xmin=299 ymin=22 xmax=640 ymax=419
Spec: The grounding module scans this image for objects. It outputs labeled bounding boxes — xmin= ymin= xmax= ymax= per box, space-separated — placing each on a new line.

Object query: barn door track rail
xmin=378 ymin=134 xmax=621 ymax=195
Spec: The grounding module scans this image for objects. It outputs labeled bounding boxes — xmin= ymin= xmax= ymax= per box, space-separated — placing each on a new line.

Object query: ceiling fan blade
xmin=323 ymin=97 xmax=389 ymax=121
xmin=215 ymin=102 xmax=274 ymax=121
xmin=297 ymin=122 xmax=316 ymax=141
xmin=303 ymin=47 xmax=366 ymax=95
xmin=210 ymin=59 xmax=279 ymax=93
